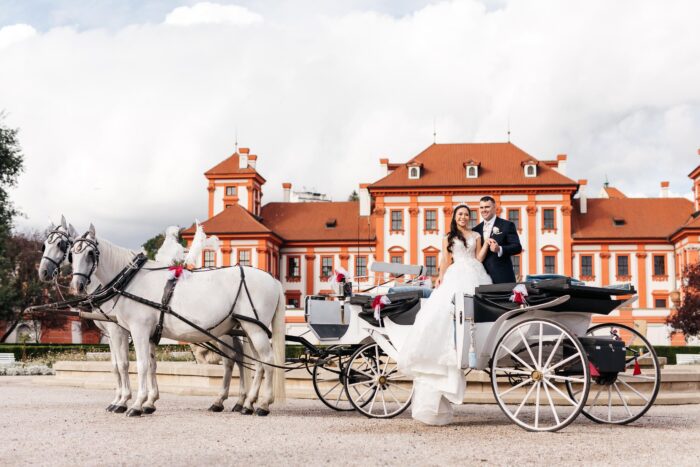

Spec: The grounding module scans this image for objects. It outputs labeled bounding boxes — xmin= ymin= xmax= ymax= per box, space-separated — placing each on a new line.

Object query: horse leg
xmin=143 ymin=341 xmax=159 ymax=414
xmin=106 ymin=332 xmax=121 ymax=412
xmin=125 ymin=329 xmax=151 ymax=417
xmin=112 ymin=326 xmax=131 ymax=414
xmin=240 ymin=341 xmax=263 ymax=415
xmin=232 ymin=336 xmax=249 ymax=412
xmin=242 ymin=327 xmax=275 ymax=416
xmin=208 ymin=337 xmax=233 ymax=412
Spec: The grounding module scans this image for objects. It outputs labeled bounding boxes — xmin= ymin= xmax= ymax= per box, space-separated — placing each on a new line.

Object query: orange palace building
xmin=183 ymin=143 xmax=700 ymax=347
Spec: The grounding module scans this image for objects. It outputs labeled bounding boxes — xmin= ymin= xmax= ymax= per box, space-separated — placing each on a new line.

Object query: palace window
xmin=425 ymin=255 xmax=438 ymax=277
xmin=524 ymin=163 xmax=537 ymax=177
xmin=225 ymin=186 xmax=237 ymax=196
xmin=617 ymin=255 xmax=629 ymax=277
xmin=355 ymin=256 xmax=368 ymax=279
xmin=469 ymin=210 xmax=478 ymax=229
xmin=408 ymin=166 xmax=421 ymax=179
xmin=391 ymin=210 xmax=403 ymax=231
xmin=321 ymin=256 xmax=334 ymax=279
xmin=203 ymin=250 xmax=216 ymax=268
xmin=507 ymin=209 xmax=520 ymax=230
xmin=466 ymin=165 xmax=478 ymax=178
xmin=390 ymin=254 xmax=404 ymax=264
xmin=512 ymin=254 xmax=521 ymax=279
xmin=424 ymin=209 xmax=437 ymax=231
xmin=543 ymin=209 xmax=556 ymax=230
xmin=653 ymin=255 xmax=666 ymax=276
xmin=580 ymin=255 xmax=593 ymax=278
xmin=287 ymin=256 xmax=300 ymax=278
xmin=238 ymin=249 xmax=251 ymax=267
xmin=544 ymin=255 xmax=556 ymax=274
xmin=654 ymin=298 xmax=667 ymax=308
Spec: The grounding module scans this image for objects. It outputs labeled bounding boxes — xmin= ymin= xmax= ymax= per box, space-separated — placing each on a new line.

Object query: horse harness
xmin=41 ymin=228 xmax=73 ymax=271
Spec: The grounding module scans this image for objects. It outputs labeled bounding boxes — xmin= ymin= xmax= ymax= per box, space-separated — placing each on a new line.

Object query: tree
xmin=668 ymin=263 xmax=700 ymax=340
xmin=0 ymin=114 xmax=25 ymax=322
xmin=348 ymin=190 xmax=359 ymax=201
xmin=0 ymin=231 xmax=69 ymax=342
xmin=142 ymin=228 xmax=187 ymax=260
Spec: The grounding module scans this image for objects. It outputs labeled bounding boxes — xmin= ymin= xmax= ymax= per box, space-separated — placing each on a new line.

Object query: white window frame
xmin=408 ymin=166 xmax=420 ymax=179
xmin=466 ymin=165 xmax=478 ymax=178
xmin=524 ymin=164 xmax=537 ymax=177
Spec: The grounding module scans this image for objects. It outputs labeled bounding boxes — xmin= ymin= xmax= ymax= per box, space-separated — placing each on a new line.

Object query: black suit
xmin=473 ymin=217 xmax=522 ymax=284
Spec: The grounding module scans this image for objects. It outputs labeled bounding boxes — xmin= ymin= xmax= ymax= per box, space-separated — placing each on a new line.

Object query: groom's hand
xmin=488 ymin=238 xmax=499 ymax=253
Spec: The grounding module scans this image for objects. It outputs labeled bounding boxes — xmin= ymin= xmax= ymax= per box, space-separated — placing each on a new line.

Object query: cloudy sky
xmin=1 ymin=0 xmax=699 ymax=249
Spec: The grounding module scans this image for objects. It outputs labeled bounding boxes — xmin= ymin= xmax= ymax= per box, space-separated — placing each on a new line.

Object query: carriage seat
xmin=472 ymin=278 xmax=634 ymax=323
xmin=351 ymin=290 xmax=423 ymax=326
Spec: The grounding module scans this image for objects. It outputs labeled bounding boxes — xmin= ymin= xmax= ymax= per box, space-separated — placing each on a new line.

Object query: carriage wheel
xmin=491 ymin=318 xmax=590 ymax=432
xmin=566 ymin=323 xmax=661 ymax=425
xmin=312 ymin=345 xmax=357 ymax=411
xmin=344 ymin=342 xmax=413 ymax=419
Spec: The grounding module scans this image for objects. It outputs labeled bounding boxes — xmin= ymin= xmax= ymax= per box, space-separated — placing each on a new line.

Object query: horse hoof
xmin=208 ymin=404 xmax=224 ymax=413
xmin=112 ymin=405 xmax=127 ymax=414
xmin=254 ymin=408 xmax=270 ymax=417
xmin=126 ymin=408 xmax=143 ymax=417
xmin=240 ymin=407 xmax=254 ymax=415
xmin=106 ymin=404 xmax=115 ymax=412
xmin=143 ymin=407 xmax=156 ymax=415
xmin=232 ymin=404 xmax=244 ymax=413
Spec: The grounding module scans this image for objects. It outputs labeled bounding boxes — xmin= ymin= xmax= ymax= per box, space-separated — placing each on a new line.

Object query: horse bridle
xmin=41 ymin=229 xmax=73 ymax=272
xmin=71 ymin=234 xmax=101 ymax=285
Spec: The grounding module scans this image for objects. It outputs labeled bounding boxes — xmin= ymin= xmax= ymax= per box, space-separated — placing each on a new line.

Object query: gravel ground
xmin=1 ymin=377 xmax=699 ymax=466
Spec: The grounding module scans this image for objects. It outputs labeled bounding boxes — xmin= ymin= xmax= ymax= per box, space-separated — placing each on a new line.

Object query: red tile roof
xmin=602 ymin=186 xmax=627 ymax=199
xmin=182 ymin=204 xmax=272 ymax=236
xmin=260 ymin=202 xmax=374 ymax=242
xmin=370 ymin=143 xmax=577 ymax=189
xmin=572 ymin=198 xmax=693 ymax=240
xmin=205 ymin=153 xmax=259 ymax=177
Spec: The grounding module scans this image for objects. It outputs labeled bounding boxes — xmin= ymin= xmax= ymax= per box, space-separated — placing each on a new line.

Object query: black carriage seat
xmin=350 ymin=290 xmax=423 ymax=327
xmin=473 ymin=278 xmax=635 ymax=323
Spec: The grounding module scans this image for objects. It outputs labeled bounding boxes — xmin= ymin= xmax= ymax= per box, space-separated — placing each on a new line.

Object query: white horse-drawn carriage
xmin=303 ymin=261 xmax=661 ymax=431
xmin=35 ymin=222 xmax=660 ymax=432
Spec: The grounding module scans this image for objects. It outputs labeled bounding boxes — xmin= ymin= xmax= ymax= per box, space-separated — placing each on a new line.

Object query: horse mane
xmin=96 ymin=236 xmax=139 ymax=272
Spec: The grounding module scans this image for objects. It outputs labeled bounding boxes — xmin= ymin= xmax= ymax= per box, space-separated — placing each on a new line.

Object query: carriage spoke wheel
xmin=491 ymin=318 xmax=590 ymax=432
xmin=344 ymin=342 xmax=413 ymax=419
xmin=312 ymin=345 xmax=357 ymax=411
xmin=566 ymin=323 xmax=661 ymax=425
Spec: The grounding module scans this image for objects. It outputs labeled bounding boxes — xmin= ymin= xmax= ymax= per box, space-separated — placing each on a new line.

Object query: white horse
xmin=68 ymin=224 xmax=286 ymax=417
xmin=40 ymin=219 xmax=253 ymax=414
xmin=39 ymin=217 xmax=132 ymax=413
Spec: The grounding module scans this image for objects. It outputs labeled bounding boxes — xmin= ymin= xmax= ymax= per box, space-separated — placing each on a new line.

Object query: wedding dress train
xmin=398 ymin=233 xmax=492 ymax=425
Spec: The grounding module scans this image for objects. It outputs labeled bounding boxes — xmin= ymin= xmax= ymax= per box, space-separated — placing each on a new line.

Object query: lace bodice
xmin=451 ymin=233 xmax=478 ymax=263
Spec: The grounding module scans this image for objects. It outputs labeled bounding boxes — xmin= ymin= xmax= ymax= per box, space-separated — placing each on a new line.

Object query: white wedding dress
xmin=398 ymin=233 xmax=492 ymax=425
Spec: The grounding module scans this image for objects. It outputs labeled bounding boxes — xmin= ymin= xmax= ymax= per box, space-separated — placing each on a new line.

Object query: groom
xmin=473 ymin=196 xmax=522 ymax=284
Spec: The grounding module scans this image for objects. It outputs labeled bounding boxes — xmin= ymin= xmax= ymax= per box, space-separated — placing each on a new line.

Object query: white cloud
xmin=1 ymin=0 xmax=699 ymax=248
xmin=164 ymin=2 xmax=263 ymax=26
xmin=0 ymin=23 xmax=36 ymax=49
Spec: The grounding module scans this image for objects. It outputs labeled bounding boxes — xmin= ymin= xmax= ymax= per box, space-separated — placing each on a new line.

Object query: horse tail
xmin=271 ymin=281 xmax=287 ymax=403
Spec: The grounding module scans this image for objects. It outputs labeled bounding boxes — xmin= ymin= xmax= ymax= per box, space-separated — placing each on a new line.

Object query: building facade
xmin=183 ymin=143 xmax=700 ymax=346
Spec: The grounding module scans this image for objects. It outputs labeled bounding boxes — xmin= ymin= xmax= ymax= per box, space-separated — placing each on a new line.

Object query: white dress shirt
xmin=482 ymin=217 xmax=503 ymax=257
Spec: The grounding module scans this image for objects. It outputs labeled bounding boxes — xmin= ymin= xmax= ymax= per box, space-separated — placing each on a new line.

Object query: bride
xmin=398 ymin=204 xmax=492 ymax=425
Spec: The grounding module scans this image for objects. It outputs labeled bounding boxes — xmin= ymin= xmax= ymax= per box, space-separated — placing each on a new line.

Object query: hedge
xmin=651 ymin=345 xmax=700 ymax=365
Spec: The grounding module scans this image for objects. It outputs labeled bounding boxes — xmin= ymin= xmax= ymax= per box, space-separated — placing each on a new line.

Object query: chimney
xmin=379 ymin=158 xmax=389 ymax=176
xmin=248 ymin=154 xmax=257 ymax=169
xmin=578 ymin=179 xmax=588 ymax=214
xmin=555 ymin=154 xmax=567 ymax=175
xmin=238 ymin=147 xmax=250 ymax=169
xmin=282 ymin=182 xmax=292 ymax=202
xmin=660 ymin=181 xmax=669 ymax=198
xmin=359 ymin=184 xmax=370 ymax=216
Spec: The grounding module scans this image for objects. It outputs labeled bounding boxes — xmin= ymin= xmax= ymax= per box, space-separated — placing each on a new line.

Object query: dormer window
xmin=464 ymin=160 xmax=480 ymax=179
xmin=407 ymin=162 xmax=422 ymax=179
xmin=613 ymin=218 xmax=626 ymax=226
xmin=522 ymin=161 xmax=538 ymax=178
xmin=325 ymin=218 xmax=337 ymax=228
